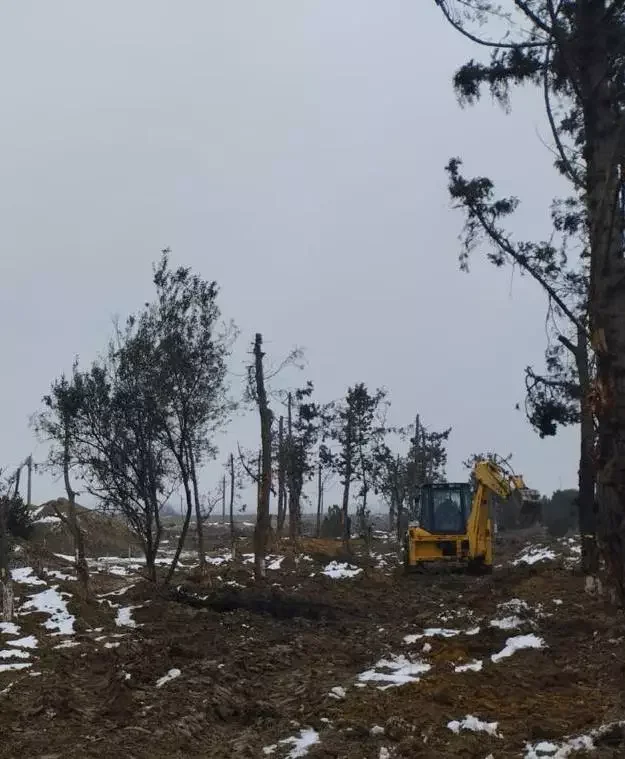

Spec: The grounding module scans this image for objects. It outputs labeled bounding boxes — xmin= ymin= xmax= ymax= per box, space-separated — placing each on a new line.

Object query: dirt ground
xmin=1 ymin=534 xmax=624 ymax=759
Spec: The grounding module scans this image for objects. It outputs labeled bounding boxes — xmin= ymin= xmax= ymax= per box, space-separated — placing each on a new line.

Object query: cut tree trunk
xmin=253 ymin=333 xmax=272 ymax=581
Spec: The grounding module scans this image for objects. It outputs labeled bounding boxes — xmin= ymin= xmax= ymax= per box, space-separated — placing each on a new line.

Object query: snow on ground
xmin=7 ymin=636 xmax=38 ymax=649
xmin=358 ymin=654 xmax=431 ymax=689
xmin=328 ymin=686 xmax=346 ymax=700
xmin=0 ymin=662 xmax=31 ymax=673
xmin=115 ymin=606 xmax=140 ymax=628
xmin=156 ymin=668 xmax=181 ymax=688
xmin=34 ymin=516 xmax=62 ymax=526
xmin=11 ymin=567 xmax=46 ymax=586
xmin=21 ymin=587 xmax=75 ymax=636
xmin=491 ymin=634 xmax=545 ymax=663
xmin=454 ymin=659 xmax=483 ymax=673
xmin=523 ymin=720 xmax=625 ymax=758
xmin=0 ymin=623 xmax=20 ymax=636
xmin=0 ymin=649 xmax=30 ymax=660
xmin=44 ymin=570 xmax=76 ymax=582
xmin=404 ymin=626 xmax=480 ymax=644
xmin=263 ymin=728 xmax=320 ymax=758
xmin=99 ymin=584 xmax=136 ymax=598
xmin=513 ymin=545 xmax=557 ymax=566
xmin=447 ymin=715 xmax=501 ymax=738
xmin=322 ymin=562 xmax=363 ymax=579
xmin=268 ymin=557 xmax=284 ymax=571
xmin=490 ymin=616 xmax=523 ymax=630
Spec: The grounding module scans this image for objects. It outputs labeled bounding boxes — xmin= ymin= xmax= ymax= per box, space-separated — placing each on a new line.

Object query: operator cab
xmin=415 ymin=482 xmax=473 ymax=534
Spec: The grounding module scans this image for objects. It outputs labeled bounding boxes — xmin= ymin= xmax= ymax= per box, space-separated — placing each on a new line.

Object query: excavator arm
xmin=466 ymin=460 xmax=539 ymax=569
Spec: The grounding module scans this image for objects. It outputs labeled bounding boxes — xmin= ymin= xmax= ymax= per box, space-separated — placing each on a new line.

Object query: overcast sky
xmin=1 ymin=1 xmax=576 ymax=510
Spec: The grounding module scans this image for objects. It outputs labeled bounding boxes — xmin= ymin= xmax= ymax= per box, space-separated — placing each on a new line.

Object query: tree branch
xmin=435 ymin=0 xmax=549 ymax=49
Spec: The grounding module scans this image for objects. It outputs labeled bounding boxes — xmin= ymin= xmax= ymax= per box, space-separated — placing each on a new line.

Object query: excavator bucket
xmin=516 ymin=487 xmax=542 ymax=528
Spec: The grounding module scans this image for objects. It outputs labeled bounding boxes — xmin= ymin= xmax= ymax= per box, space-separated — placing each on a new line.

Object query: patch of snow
xmin=262 ymin=745 xmax=277 ymax=756
xmin=404 ymin=628 xmax=461 ymax=643
xmin=321 ymin=561 xmax=363 ymax=579
xmin=379 ymin=749 xmax=391 ymax=759
xmin=99 ymin=584 xmax=136 ymax=598
xmin=54 ymin=640 xmax=80 ymax=649
xmin=422 ymin=642 xmax=432 ymax=653
xmin=0 ymin=649 xmax=30 ymax=660
xmin=524 ymin=720 xmax=625 ymax=758
xmin=34 ymin=515 xmax=62 ymax=526
xmin=11 ymin=567 xmax=46 ymax=586
xmin=0 ymin=662 xmax=31 ymax=673
xmin=268 ymin=557 xmax=284 ymax=571
xmin=491 ymin=634 xmax=545 ymax=663
xmin=498 ymin=598 xmax=530 ymax=614
xmin=490 ymin=616 xmax=523 ymax=630
xmin=454 ymin=659 xmax=483 ymax=673
xmin=328 ymin=686 xmax=346 ymax=700
xmin=53 ymin=554 xmax=76 ymax=562
xmin=370 ymin=725 xmax=385 ymax=736
xmin=553 ymin=599 xmax=563 ymax=606
xmin=206 ymin=553 xmax=231 ymax=566
xmin=448 ymin=715 xmax=501 ymax=738
xmin=115 ymin=606 xmax=139 ymax=628
xmin=45 ymin=570 xmax=76 ymax=582
xmin=466 ymin=626 xmax=481 ymax=635
xmin=104 ymin=642 xmax=120 ymax=649
xmin=156 ymin=668 xmax=181 ymax=688
xmin=21 ymin=587 xmax=75 ymax=635
xmin=513 ymin=546 xmax=557 ymax=566
xmin=7 ymin=636 xmax=37 ymax=649
xmin=0 ymin=623 xmax=20 ymax=636
xmin=358 ymin=654 xmax=431 ymax=689
xmin=276 ymin=728 xmax=320 ymax=758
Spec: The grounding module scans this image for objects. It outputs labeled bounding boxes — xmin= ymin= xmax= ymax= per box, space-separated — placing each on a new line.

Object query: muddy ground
xmin=0 ymin=534 xmax=624 ymax=759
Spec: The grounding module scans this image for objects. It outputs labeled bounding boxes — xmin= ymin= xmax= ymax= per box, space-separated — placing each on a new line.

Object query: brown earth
xmin=0 ymin=536 xmax=623 ymax=758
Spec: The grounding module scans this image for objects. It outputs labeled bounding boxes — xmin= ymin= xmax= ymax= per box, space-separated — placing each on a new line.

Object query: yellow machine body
xmin=404 ymin=460 xmax=539 ymax=572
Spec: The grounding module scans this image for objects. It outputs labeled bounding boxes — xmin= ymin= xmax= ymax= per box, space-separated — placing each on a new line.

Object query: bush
xmin=1 ymin=495 xmax=34 ymax=540
xmin=320 ymin=505 xmax=345 ymax=539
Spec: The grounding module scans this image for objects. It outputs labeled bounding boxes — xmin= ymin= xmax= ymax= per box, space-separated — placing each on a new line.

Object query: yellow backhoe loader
xmin=403 ymin=460 xmax=541 ymax=573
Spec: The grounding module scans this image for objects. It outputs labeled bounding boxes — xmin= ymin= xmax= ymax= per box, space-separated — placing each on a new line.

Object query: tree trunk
xmin=579 ymin=6 xmax=625 ymax=604
xmin=287 ymin=392 xmax=300 ymax=540
xmin=316 ymin=460 xmax=323 ymax=538
xmin=571 ymin=328 xmax=600 ymax=583
xmin=62 ymin=425 xmax=90 ymax=600
xmin=341 ymin=464 xmax=351 ymax=548
xmin=253 ymin=333 xmax=272 ymax=581
xmin=277 ymin=416 xmax=287 ymax=536
xmin=166 ymin=474 xmax=193 ymax=585
xmin=189 ymin=453 xmax=207 ymax=574
xmin=229 ymin=453 xmax=236 ymax=558
xmin=222 ymin=474 xmax=226 ymax=524
xmin=0 ymin=499 xmax=13 ymax=622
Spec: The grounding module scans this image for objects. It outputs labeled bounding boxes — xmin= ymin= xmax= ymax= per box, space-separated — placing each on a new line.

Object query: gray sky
xmin=1 ymin=1 xmax=576 ymax=509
